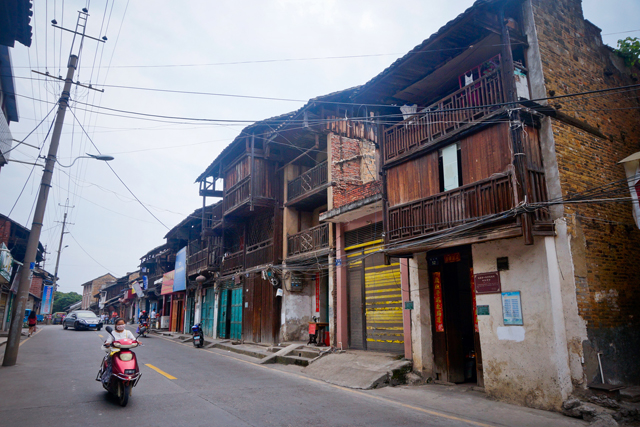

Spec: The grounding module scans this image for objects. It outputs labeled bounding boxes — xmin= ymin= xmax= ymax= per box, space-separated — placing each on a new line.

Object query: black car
xmin=62 ymin=310 xmax=103 ymax=331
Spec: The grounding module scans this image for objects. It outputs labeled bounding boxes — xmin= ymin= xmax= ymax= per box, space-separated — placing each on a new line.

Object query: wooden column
xmin=500 ymin=6 xmax=533 ymax=245
xmin=250 ymin=134 xmax=255 ymax=211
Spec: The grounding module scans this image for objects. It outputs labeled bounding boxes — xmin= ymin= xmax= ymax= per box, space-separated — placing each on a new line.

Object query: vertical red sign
xmin=315 ymin=272 xmax=320 ymax=312
xmin=433 ymin=272 xmax=444 ymax=332
xmin=471 ymin=268 xmax=479 ymax=333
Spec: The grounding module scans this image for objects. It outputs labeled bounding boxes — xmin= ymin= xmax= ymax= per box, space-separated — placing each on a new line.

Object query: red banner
xmin=315 ymin=273 xmax=320 ymax=313
xmin=444 ymin=252 xmax=461 ymax=263
xmin=471 ymin=268 xmax=479 ymax=333
xmin=433 ymin=272 xmax=444 ymax=332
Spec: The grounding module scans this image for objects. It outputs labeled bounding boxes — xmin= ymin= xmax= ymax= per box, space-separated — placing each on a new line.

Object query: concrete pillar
xmin=544 ymin=236 xmax=573 ymax=400
xmin=335 ymin=222 xmax=348 ymax=349
xmin=400 ymin=259 xmax=412 ymax=359
xmin=409 ymin=254 xmax=434 ymax=375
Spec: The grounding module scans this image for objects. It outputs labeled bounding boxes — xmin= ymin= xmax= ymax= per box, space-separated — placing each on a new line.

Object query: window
xmin=438 ymin=143 xmax=463 ymax=192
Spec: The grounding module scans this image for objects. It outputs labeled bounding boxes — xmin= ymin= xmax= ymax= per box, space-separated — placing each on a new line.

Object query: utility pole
xmin=49 ymin=201 xmax=74 ymax=315
xmin=3 ymin=9 xmax=104 ymax=366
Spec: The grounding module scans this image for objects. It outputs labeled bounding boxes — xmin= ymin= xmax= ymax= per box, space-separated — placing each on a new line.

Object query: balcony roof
xmin=352 ymin=0 xmax=512 ymax=105
xmin=164 ymin=201 xmax=222 ymax=240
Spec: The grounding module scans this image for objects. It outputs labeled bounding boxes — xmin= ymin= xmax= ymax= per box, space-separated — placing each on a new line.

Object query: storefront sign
xmin=41 ymin=285 xmax=54 ymax=314
xmin=173 ymin=247 xmax=187 ymax=292
xmin=0 ymin=243 xmax=13 ymax=283
xmin=444 ymin=253 xmax=461 ymax=263
xmin=315 ymin=273 xmax=320 ymax=313
xmin=502 ymin=291 xmax=523 ymax=325
xmin=433 ymin=272 xmax=444 ymax=332
xmin=474 ymin=272 xmax=501 ymax=294
xmin=470 ymin=268 xmax=478 ymax=333
xmin=161 ymin=270 xmax=175 ymax=295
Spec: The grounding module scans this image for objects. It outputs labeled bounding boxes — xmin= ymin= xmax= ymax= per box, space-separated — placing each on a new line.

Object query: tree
xmin=616 ymin=37 xmax=640 ymax=68
xmin=52 ymin=291 xmax=82 ymax=313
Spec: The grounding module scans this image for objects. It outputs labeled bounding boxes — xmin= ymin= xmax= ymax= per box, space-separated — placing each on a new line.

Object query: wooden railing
xmin=528 ymin=169 xmax=550 ymax=221
xmin=287 ymin=161 xmax=328 ymax=201
xmin=187 ymin=248 xmax=208 ymax=277
xmin=221 ymin=250 xmax=244 ymax=275
xmin=245 ymin=239 xmax=274 ymax=269
xmin=383 ymin=70 xmax=504 ymax=162
xmin=208 ymin=245 xmax=223 ymax=270
xmin=387 ymin=173 xmax=515 ymax=243
xmin=287 ymin=223 xmax=329 ymax=257
xmin=223 ymin=176 xmax=250 ymax=213
xmin=325 ymin=116 xmax=378 ymax=142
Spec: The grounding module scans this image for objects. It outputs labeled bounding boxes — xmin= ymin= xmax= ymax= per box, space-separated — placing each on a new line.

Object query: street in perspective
xmin=1 ymin=0 xmax=639 ymax=426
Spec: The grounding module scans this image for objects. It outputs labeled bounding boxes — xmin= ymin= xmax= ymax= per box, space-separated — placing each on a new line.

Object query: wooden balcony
xmin=187 ymin=244 xmax=223 ymax=277
xmin=387 ymin=173 xmax=515 ymax=243
xmin=383 ymin=70 xmax=505 ymax=163
xmin=221 ymin=250 xmax=244 ymax=276
xmin=223 ymin=176 xmax=251 ymax=214
xmin=287 ymin=223 xmax=329 ymax=257
xmin=286 ymin=161 xmax=329 ymax=209
xmin=245 ymin=238 xmax=274 ymax=269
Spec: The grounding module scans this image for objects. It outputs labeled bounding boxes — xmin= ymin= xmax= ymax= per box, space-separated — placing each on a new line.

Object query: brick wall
xmin=29 ymin=275 xmax=43 ymax=299
xmin=330 ymin=134 xmax=382 ymax=209
xmin=532 ymin=0 xmax=640 ymax=385
xmin=0 ymin=219 xmax=10 ymax=245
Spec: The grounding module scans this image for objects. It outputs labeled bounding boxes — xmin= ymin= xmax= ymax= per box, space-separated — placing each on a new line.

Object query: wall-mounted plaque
xmin=474 ymin=272 xmax=502 ymax=294
xmin=477 ymin=305 xmax=490 ymax=316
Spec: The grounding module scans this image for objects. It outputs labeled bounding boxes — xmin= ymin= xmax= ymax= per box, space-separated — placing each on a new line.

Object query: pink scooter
xmin=96 ymin=325 xmax=145 ymax=406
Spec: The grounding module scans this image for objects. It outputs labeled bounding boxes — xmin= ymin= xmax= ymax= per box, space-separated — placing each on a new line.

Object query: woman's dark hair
xmin=114 ymin=317 xmax=125 ymax=325
xmin=28 ymin=311 xmax=37 ymax=319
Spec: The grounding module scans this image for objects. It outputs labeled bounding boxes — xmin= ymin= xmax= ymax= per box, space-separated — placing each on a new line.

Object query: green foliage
xmin=616 ymin=37 xmax=640 ymax=67
xmin=52 ymin=291 xmax=82 ymax=313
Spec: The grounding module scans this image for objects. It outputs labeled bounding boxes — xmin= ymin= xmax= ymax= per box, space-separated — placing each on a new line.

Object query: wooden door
xmin=230 ymin=287 xmax=243 ymax=340
xmin=244 ymin=273 xmax=279 ymax=344
xmin=202 ymin=288 xmax=215 ymax=337
xmin=218 ymin=289 xmax=229 ymax=339
xmin=347 ymin=251 xmax=365 ymax=350
xmin=170 ymin=298 xmax=178 ymax=332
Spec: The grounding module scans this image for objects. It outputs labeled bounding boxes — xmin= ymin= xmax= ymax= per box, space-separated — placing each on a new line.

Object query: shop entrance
xmin=428 ymin=246 xmax=483 ymax=385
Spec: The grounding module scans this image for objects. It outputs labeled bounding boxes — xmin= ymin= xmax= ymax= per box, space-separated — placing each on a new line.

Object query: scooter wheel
xmin=118 ymin=382 xmax=130 ymax=407
xmin=198 ymin=338 xmax=204 ymax=348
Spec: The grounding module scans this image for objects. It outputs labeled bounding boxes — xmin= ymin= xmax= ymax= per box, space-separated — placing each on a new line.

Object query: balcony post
xmin=250 ymin=134 xmax=255 ymax=212
xmin=500 ymin=6 xmax=533 ymax=245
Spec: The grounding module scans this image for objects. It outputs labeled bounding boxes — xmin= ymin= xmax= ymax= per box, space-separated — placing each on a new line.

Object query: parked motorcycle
xmin=96 ymin=325 xmax=145 ymax=407
xmin=137 ymin=320 xmax=149 ymax=338
xmin=192 ymin=323 xmax=204 ymax=348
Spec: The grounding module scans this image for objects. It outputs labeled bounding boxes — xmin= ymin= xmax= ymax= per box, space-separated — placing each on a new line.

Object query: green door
xmin=218 ymin=289 xmax=229 ymax=339
xmin=230 ymin=287 xmax=243 ymax=341
xmin=202 ymin=288 xmax=215 ymax=337
xmin=185 ymin=296 xmax=195 ymax=333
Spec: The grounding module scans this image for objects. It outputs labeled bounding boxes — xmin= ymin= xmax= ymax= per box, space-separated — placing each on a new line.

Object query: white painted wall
xmin=408 ymin=253 xmax=434 ymax=376
xmin=472 ymin=236 xmax=573 ymax=410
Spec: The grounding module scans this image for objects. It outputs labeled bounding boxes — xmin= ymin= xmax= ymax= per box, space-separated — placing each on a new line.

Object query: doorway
xmin=428 ymin=246 xmax=483 ymax=385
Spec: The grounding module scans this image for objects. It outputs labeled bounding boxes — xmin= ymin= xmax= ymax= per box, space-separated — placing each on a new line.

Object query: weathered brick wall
xmin=0 ymin=219 xmax=10 ymax=245
xmin=29 ymin=275 xmax=43 ymax=299
xmin=532 ymin=0 xmax=640 ymax=385
xmin=330 ymin=134 xmax=382 ymax=209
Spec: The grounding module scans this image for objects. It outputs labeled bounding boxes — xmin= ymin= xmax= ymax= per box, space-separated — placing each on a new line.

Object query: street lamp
xmin=56 ymin=153 xmax=114 ymax=168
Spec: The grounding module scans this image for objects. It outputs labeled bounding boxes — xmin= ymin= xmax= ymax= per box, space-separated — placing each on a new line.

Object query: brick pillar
xmin=335 ymin=223 xmax=349 ymax=349
xmin=400 ymin=258 xmax=413 ymax=360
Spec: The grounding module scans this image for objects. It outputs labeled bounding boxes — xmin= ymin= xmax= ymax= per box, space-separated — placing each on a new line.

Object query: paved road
xmin=0 ymin=325 xmax=585 ymax=427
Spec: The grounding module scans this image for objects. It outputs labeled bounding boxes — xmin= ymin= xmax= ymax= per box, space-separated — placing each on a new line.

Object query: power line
xmin=67 ymin=106 xmax=170 ymax=230
xmin=68 ymin=232 xmax=116 ymax=275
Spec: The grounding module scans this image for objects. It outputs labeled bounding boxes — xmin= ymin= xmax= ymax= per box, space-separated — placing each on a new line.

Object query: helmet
xmin=142 ymin=310 xmax=146 ymax=314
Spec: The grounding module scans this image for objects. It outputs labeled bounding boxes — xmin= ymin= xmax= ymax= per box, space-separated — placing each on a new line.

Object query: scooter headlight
xmin=119 ymin=353 xmax=133 ymax=362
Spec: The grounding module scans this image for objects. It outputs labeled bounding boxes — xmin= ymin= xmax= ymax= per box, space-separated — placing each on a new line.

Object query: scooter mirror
xmin=105 ymin=326 xmax=113 ymax=334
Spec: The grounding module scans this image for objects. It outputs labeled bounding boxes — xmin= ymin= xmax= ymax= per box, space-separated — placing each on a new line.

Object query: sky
xmin=1 ymin=0 xmax=638 ymax=294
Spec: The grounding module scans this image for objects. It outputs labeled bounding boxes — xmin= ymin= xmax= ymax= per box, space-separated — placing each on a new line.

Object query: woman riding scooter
xmin=100 ymin=318 xmax=135 ymax=383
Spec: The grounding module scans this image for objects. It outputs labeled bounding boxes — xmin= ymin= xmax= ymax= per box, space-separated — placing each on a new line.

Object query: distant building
xmin=81 ymin=273 xmax=116 ymax=312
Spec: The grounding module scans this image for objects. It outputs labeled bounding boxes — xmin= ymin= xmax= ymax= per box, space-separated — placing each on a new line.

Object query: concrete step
xmin=214 ymin=342 xmax=269 ymax=359
xmin=275 ymin=355 xmax=314 ymax=367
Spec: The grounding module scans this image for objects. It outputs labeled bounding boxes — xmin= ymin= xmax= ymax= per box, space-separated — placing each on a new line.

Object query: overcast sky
xmin=1 ymin=0 xmax=638 ymax=294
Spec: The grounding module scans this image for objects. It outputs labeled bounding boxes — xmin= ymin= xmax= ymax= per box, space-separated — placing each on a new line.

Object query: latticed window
xmin=247 ymin=213 xmax=274 ymax=247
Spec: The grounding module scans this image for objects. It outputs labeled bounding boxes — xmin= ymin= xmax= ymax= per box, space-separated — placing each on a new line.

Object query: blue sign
xmin=41 ymin=285 xmax=54 ymax=314
xmin=142 ymin=275 xmax=148 ymax=290
xmin=173 ymin=247 xmax=187 ymax=292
